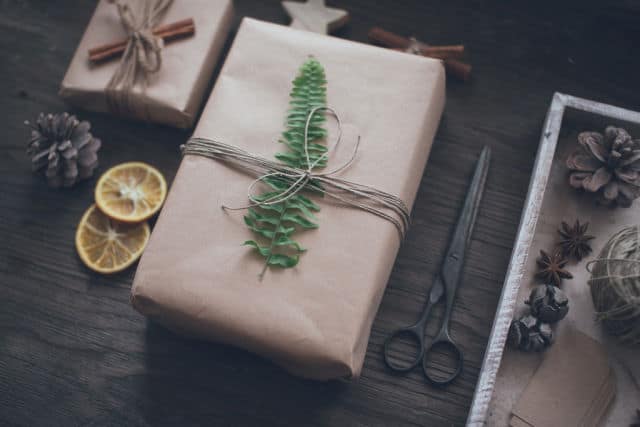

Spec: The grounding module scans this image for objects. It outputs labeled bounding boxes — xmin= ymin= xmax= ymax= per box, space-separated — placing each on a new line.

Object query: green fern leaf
xmin=243 ymin=57 xmax=327 ymax=277
xmin=243 ymin=240 xmax=271 ymax=257
xmin=267 ymin=253 xmax=299 ymax=268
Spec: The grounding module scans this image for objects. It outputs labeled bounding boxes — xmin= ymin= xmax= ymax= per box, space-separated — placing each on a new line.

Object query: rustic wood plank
xmin=1 ymin=0 xmax=640 ymax=426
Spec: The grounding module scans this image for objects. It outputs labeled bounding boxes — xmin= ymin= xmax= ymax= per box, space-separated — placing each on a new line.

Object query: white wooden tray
xmin=466 ymin=93 xmax=640 ymax=426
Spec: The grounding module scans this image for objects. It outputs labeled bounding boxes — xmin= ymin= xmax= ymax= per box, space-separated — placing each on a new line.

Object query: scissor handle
xmin=422 ymin=336 xmax=463 ymax=386
xmin=383 ymin=326 xmax=425 ymax=372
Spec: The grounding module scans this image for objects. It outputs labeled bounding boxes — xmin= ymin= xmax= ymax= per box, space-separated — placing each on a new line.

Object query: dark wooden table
xmin=2 ymin=1 xmax=639 ymax=426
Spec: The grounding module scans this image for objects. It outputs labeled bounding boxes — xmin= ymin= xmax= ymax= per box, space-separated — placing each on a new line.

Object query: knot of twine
xmin=105 ymin=0 xmax=173 ymax=117
xmin=181 ymin=107 xmax=411 ymax=239
xmin=405 ymin=37 xmax=423 ymax=55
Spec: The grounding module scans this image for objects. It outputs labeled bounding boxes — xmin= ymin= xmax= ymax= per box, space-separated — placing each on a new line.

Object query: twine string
xmin=105 ymin=0 xmax=173 ymax=118
xmin=181 ymin=107 xmax=410 ymax=239
xmin=587 ymin=225 xmax=640 ymax=344
xmin=405 ymin=37 xmax=423 ymax=55
xmin=586 ymin=258 xmax=640 ymax=273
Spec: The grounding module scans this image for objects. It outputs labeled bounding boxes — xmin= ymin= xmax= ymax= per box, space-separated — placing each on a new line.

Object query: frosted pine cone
xmin=525 ymin=284 xmax=569 ymax=324
xmin=567 ymin=126 xmax=640 ymax=207
xmin=26 ymin=113 xmax=101 ymax=188
xmin=508 ymin=314 xmax=554 ymax=352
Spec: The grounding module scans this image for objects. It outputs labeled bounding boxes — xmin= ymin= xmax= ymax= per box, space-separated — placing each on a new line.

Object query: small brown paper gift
xmin=131 ymin=18 xmax=445 ymax=380
xmin=59 ymin=0 xmax=234 ymax=128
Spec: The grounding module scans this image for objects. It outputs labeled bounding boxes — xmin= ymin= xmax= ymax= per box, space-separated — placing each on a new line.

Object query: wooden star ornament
xmin=282 ymin=0 xmax=349 ymax=34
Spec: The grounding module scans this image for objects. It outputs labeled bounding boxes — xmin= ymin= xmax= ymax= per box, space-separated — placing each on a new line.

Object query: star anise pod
xmin=557 ymin=219 xmax=595 ymax=261
xmin=535 ymin=250 xmax=573 ymax=286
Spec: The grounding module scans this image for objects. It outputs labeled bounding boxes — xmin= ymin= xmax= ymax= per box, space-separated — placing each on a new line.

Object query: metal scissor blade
xmin=439 ymin=146 xmax=491 ymax=288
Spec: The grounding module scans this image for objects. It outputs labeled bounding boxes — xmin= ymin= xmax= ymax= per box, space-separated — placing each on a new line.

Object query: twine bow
xmin=181 ymin=107 xmax=411 ymax=239
xmin=105 ymin=0 xmax=173 ymax=117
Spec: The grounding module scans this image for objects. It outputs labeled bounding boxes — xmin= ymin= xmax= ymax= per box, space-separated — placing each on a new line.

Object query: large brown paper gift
xmin=131 ymin=18 xmax=445 ymax=380
xmin=59 ymin=0 xmax=234 ymax=128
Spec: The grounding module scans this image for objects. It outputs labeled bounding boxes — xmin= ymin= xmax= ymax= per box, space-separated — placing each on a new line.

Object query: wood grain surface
xmin=1 ymin=1 xmax=639 ymax=426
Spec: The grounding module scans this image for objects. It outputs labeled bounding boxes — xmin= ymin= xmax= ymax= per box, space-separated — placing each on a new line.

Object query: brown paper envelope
xmin=60 ymin=0 xmax=234 ymax=128
xmin=511 ymin=328 xmax=614 ymax=427
xmin=510 ymin=414 xmax=535 ymax=427
xmin=581 ymin=369 xmax=615 ymax=427
xmin=131 ymin=18 xmax=445 ymax=380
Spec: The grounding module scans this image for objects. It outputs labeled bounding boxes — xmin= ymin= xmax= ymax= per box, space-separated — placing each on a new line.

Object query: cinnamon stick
xmin=88 ymin=18 xmax=195 ymax=64
xmin=369 ymin=27 xmax=464 ymax=60
xmin=89 ymin=18 xmax=194 ymax=57
xmin=441 ymin=58 xmax=472 ymax=82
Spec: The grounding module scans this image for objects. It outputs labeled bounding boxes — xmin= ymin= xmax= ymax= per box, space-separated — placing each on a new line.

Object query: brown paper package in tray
xmin=59 ymin=0 xmax=234 ymax=128
xmin=131 ymin=18 xmax=445 ymax=380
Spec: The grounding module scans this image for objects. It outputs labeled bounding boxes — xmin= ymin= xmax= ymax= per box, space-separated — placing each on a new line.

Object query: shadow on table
xmin=140 ymin=321 xmax=349 ymax=426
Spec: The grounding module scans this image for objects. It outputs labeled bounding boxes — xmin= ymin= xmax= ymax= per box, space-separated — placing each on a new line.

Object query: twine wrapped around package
xmin=587 ymin=225 xmax=640 ymax=345
xmin=182 ymin=107 xmax=411 ymax=239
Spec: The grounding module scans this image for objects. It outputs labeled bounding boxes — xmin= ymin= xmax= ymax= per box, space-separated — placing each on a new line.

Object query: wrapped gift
xmin=131 ymin=18 xmax=445 ymax=380
xmin=59 ymin=0 xmax=234 ymax=128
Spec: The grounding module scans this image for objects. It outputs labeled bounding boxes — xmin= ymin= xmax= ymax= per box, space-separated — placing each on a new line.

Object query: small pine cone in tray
xmin=508 ymin=314 xmax=554 ymax=352
xmin=525 ymin=284 xmax=569 ymax=324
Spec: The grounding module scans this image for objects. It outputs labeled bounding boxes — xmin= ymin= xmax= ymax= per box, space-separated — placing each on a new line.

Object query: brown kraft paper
xmin=59 ymin=0 xmax=234 ymax=128
xmin=131 ymin=18 xmax=446 ymax=380
xmin=511 ymin=327 xmax=615 ymax=427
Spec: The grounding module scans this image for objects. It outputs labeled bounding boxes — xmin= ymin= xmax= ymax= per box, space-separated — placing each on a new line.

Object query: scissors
xmin=383 ymin=146 xmax=491 ymax=386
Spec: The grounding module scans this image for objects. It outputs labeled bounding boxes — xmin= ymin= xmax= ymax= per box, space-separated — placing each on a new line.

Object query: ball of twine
xmin=587 ymin=225 xmax=640 ymax=345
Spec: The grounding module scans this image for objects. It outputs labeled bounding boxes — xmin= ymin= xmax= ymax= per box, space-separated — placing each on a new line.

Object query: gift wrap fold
xmin=59 ymin=0 xmax=234 ymax=128
xmin=131 ymin=18 xmax=445 ymax=380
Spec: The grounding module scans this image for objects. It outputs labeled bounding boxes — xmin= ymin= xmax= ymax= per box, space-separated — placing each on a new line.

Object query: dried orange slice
xmin=95 ymin=162 xmax=167 ymax=223
xmin=76 ymin=204 xmax=150 ymax=274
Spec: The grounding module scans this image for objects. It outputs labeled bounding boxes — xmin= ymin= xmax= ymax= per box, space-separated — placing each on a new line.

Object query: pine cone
xmin=567 ymin=126 xmax=640 ymax=207
xmin=26 ymin=113 xmax=101 ymax=188
xmin=508 ymin=314 xmax=554 ymax=352
xmin=525 ymin=284 xmax=569 ymax=324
